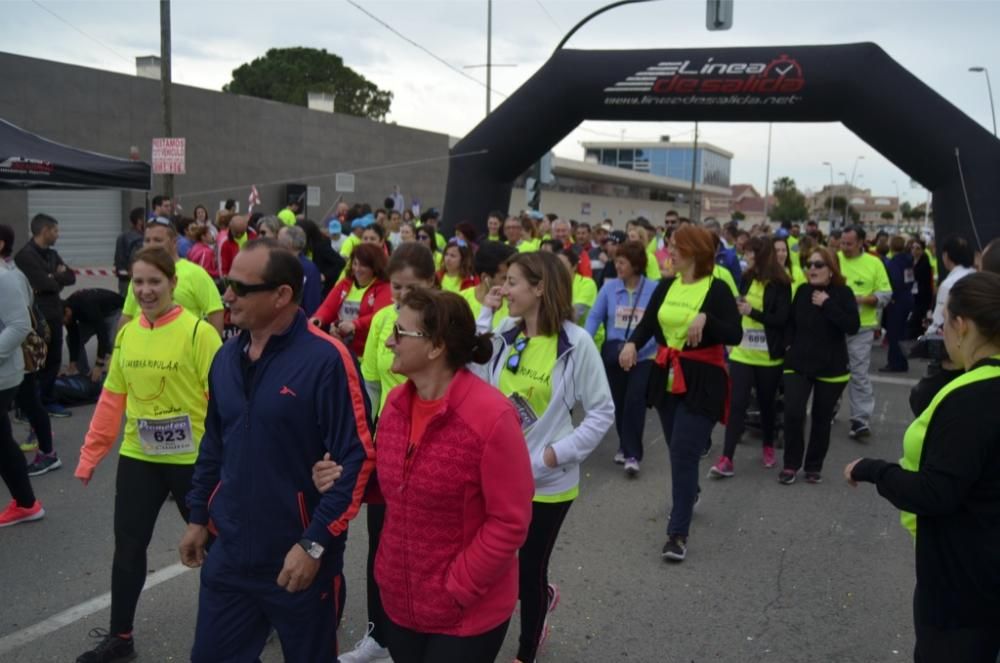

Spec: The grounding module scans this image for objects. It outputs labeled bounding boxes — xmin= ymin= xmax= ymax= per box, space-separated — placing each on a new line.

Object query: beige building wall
xmin=510 ymin=187 xmax=686 ymax=228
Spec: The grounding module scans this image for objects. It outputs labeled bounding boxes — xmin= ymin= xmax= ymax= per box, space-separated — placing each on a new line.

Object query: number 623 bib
xmin=137 ymin=415 xmax=195 ymax=456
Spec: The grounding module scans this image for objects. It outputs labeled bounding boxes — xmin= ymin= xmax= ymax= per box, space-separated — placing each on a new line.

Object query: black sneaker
xmin=848 ymin=421 xmax=871 ymax=440
xmin=778 ymin=469 xmax=797 ymax=485
xmin=76 ymin=628 xmax=135 ymax=663
xmin=661 ymin=535 xmax=687 ymax=562
xmin=804 ymin=472 xmax=823 ymax=484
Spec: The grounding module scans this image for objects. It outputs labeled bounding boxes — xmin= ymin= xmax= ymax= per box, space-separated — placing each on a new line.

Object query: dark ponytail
xmin=400 ymin=288 xmax=494 ymax=369
xmin=947 ymin=271 xmax=1000 ymax=342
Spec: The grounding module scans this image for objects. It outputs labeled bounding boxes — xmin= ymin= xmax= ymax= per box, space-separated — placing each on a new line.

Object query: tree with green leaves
xmin=731 ymin=210 xmax=746 ymax=222
xmin=223 ymin=47 xmax=393 ymax=121
xmin=769 ymin=176 xmax=810 ymax=223
xmin=880 ymin=211 xmax=895 ymax=220
xmin=900 ymin=201 xmax=912 ymax=219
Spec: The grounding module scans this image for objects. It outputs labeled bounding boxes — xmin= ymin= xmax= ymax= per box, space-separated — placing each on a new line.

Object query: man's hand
xmin=179 ymin=524 xmax=210 ymax=568
xmin=843 ymin=458 xmax=863 ymax=487
xmin=312 ymin=452 xmax=343 ymax=493
xmin=277 ymin=544 xmax=321 ymax=593
xmin=56 ymin=264 xmax=67 ymax=273
xmin=88 ymin=365 xmax=104 ymax=382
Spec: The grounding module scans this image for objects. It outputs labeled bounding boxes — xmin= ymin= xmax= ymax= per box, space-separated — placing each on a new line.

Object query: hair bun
xmin=469 ymin=333 xmax=494 ymax=365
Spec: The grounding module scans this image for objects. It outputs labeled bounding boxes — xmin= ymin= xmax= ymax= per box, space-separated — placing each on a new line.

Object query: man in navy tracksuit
xmin=181 ymin=239 xmax=374 ymax=662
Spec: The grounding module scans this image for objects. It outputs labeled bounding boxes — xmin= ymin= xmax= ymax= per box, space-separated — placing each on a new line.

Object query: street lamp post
xmin=969 ymin=66 xmax=997 ymax=136
xmin=822 ymin=161 xmax=834 ymax=223
xmin=838 ymin=171 xmax=848 ymax=227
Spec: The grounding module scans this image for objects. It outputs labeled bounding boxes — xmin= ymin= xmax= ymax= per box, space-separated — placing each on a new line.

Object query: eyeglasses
xmin=805 ymin=261 xmax=828 ymax=270
xmin=506 ymin=336 xmax=529 ymax=374
xmin=392 ymin=323 xmax=427 ymax=343
xmin=417 ymin=234 xmax=430 ymax=241
xmin=224 ymin=278 xmax=281 ymax=297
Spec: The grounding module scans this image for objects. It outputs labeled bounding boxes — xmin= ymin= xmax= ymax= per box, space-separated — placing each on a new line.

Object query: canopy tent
xmin=0 ymin=119 xmax=151 ymax=190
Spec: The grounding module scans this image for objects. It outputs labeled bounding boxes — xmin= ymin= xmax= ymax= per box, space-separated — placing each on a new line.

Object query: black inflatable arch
xmin=444 ymin=42 xmax=1000 ymax=245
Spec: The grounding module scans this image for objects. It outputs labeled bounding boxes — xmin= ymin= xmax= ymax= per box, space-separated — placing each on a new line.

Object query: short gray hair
xmin=278 ymin=224 xmax=307 ymax=253
xmin=257 ymin=215 xmax=282 ymax=237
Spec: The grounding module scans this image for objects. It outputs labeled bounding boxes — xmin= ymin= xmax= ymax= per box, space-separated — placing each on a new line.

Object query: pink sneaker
xmin=538 ymin=583 xmax=560 ymax=649
xmin=0 ymin=499 xmax=45 ymax=528
xmin=762 ymin=446 xmax=776 ymax=468
xmin=708 ymin=456 xmax=734 ymax=478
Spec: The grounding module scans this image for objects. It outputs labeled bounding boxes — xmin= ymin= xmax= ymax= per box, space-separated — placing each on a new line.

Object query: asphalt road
xmin=0 ymin=342 xmax=922 ymax=663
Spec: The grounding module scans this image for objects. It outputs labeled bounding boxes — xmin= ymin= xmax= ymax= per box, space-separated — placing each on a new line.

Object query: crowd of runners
xmin=0 ymin=197 xmax=998 ymax=662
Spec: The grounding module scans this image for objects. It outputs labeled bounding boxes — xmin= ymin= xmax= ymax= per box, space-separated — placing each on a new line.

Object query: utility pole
xmin=486 ymin=0 xmax=492 ymax=115
xmin=689 ymin=121 xmax=699 ymax=221
xmin=762 ymin=122 xmax=773 ymax=221
xmin=160 ymin=0 xmax=173 ymax=201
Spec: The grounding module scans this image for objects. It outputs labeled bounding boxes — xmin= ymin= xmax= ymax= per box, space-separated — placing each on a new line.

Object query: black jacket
xmin=628 ymin=276 xmax=742 ymax=422
xmin=740 ymin=277 xmax=791 ymax=360
xmin=852 ymin=361 xmax=1000 ymax=630
xmin=66 ymin=289 xmax=125 ymax=361
xmin=14 ymin=240 xmax=75 ymax=320
xmin=783 ymin=283 xmax=860 ymax=379
xmin=113 ymin=229 xmax=143 ymax=278
xmin=311 ymin=241 xmax=346 ymax=296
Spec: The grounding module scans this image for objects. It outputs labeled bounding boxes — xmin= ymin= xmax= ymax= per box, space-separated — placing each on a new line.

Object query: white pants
xmin=846 ymin=329 xmax=875 ymax=426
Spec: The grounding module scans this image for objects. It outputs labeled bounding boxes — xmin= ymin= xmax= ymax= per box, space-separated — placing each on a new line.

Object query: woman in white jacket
xmin=478 ymin=251 xmax=613 ymax=663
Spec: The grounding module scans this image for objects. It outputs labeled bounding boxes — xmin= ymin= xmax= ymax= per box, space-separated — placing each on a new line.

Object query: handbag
xmin=21 ymin=302 xmax=50 ymax=373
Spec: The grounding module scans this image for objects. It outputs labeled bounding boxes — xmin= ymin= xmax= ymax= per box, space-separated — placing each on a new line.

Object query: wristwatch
xmin=298 ymin=538 xmax=325 ymax=560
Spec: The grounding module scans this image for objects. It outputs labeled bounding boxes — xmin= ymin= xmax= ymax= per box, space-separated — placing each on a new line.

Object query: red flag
xmin=248 ymin=185 xmax=261 ymax=212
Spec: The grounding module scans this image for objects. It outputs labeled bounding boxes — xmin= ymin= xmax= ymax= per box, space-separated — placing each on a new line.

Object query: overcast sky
xmin=4 ymin=0 xmax=999 ymax=205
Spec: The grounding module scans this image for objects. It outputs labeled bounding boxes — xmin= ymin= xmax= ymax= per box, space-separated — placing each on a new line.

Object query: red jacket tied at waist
xmin=655 ymin=344 xmax=732 ymax=424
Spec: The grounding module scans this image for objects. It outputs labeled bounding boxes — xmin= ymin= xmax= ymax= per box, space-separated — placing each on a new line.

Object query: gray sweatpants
xmin=846 ymin=329 xmax=875 ymax=426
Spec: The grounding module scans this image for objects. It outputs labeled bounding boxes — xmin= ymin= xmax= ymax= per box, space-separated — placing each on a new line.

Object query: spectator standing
xmin=277 ymin=225 xmax=322 ymax=317
xmin=881 ymin=235 xmax=914 ymax=372
xmin=460 ymin=241 xmax=515 ymax=330
xmin=277 ymin=198 xmax=302 ymax=226
xmin=301 ymin=219 xmax=345 ymax=296
xmin=0 ymin=258 xmax=44 ymax=527
xmin=585 ymin=240 xmax=657 ymax=476
xmin=14 ymin=213 xmax=76 ymax=416
xmin=438 ymin=239 xmax=477 ymax=293
xmin=149 ymin=194 xmax=172 ymax=221
xmin=113 ymin=208 xmax=145 ymax=296
xmin=185 ymin=226 xmax=219 ymax=280
xmin=838 ymin=226 xmax=891 ymax=440
xmin=176 ymin=217 xmax=195 ymax=259
xmin=925 ymin=235 xmax=975 ymax=336
xmin=328 ymin=220 xmax=347 ymax=254
xmin=908 ymin=239 xmax=934 ymax=339
xmin=64 ymin=289 xmax=124 ymax=381
xmin=181 ymin=239 xmax=374 ymax=662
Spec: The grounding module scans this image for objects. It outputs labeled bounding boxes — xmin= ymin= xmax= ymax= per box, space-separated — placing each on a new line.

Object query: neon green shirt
xmin=498 ymin=333 xmax=557 ymax=437
xmin=460 ymin=287 xmax=509 ymax=329
xmin=361 ymin=305 xmax=405 ymax=415
xmin=105 ymin=307 xmax=221 ymax=465
xmin=122 ymin=259 xmax=223 ymax=320
xmin=440 ymin=274 xmax=463 ymax=293
xmin=339 ymin=282 xmax=369 ymax=323
xmin=730 ymin=280 xmax=782 ymax=367
xmin=340 ymin=233 xmax=362 ymax=259
xmin=515 ymin=239 xmax=540 ymax=253
xmin=712 ymin=264 xmax=739 ymax=297
xmin=658 ymin=277 xmax=712 ymax=351
xmin=838 ymin=251 xmax=891 ymax=328
xmin=572 ymin=273 xmax=597 ymax=309
xmin=277 ymin=208 xmax=297 ymax=226
xmin=646 ymin=251 xmax=662 ymax=280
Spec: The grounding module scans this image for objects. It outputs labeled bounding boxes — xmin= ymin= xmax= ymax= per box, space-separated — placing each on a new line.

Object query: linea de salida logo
xmin=605 ymin=54 xmax=804 ymax=95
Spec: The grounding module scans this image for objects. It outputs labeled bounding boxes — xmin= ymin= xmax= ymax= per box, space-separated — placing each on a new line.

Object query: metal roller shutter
xmin=26 ymin=190 xmax=122 ymax=268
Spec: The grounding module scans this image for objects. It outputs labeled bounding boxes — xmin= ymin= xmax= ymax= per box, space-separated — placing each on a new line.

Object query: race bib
xmin=508 ymin=392 xmax=539 ymax=432
xmin=339 ymin=301 xmax=361 ymax=323
xmin=614 ymin=305 xmax=645 ymax=330
xmin=904 ymin=268 xmax=914 ymax=284
xmin=137 ymin=415 xmax=195 ymax=456
xmin=739 ymin=329 xmax=769 ymax=353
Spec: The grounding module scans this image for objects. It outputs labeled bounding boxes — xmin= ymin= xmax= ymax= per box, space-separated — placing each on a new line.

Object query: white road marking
xmin=0 ymin=562 xmax=191 ymax=656
xmin=869 ymin=375 xmax=919 ymax=387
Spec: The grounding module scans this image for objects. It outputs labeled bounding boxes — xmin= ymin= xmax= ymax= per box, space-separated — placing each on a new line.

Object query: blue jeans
xmin=602 ymin=343 xmax=653 ymax=461
xmin=655 ymin=397 xmax=715 ymax=538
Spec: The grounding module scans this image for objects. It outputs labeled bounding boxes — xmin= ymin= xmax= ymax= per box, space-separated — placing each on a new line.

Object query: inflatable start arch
xmin=444 ymin=43 xmax=1000 ymax=245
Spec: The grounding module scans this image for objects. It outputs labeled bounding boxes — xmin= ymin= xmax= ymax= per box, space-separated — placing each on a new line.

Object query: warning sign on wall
xmin=152 ymin=138 xmax=186 ymax=175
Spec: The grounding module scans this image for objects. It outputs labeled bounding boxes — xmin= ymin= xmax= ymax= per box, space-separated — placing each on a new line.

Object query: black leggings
xmin=0 ymin=386 xmax=35 ymax=507
xmin=517 ymin=499 xmax=572 ymax=663
xmin=385 ymin=617 xmax=509 ymax=663
xmin=366 ymin=502 xmax=388 ymax=645
xmin=15 ymin=372 xmax=53 ymax=454
xmin=723 ymin=361 xmax=783 ymax=459
xmin=781 ymin=373 xmax=847 ymax=473
xmin=110 ymin=455 xmax=193 ymax=634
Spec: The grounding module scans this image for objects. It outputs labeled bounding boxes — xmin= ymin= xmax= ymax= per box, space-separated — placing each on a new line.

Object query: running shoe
xmin=661 ymin=535 xmax=687 ymax=562
xmin=777 ymin=469 xmax=797 ymax=485
xmin=46 ymin=403 xmax=72 ymax=418
xmin=762 ymin=446 xmax=776 ymax=468
xmin=708 ymin=456 xmax=734 ymax=478
xmin=13 ymin=408 xmax=29 ymax=424
xmin=0 ymin=499 xmax=45 ymax=528
xmin=76 ymin=628 xmax=135 ymax=663
xmin=848 ymin=421 xmax=871 ymax=440
xmin=338 ymin=622 xmax=390 ymax=663
xmin=27 ymin=452 xmax=62 ymax=477
xmin=613 ymin=450 xmax=626 ymax=465
xmin=624 ymin=457 xmax=640 ymax=477
xmin=805 ymin=472 xmax=823 ymax=484
xmin=538 ymin=583 xmax=560 ymax=649
xmin=19 ymin=428 xmax=38 ymax=452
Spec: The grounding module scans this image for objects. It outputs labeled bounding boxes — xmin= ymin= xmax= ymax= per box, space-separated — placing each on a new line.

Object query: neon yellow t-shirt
xmin=515 ymin=239 xmax=540 ymax=253
xmin=712 ymin=264 xmax=739 ymax=297
xmin=838 ymin=251 xmax=891 ymax=328
xmin=572 ymin=274 xmax=597 ymax=309
xmin=498 ymin=333 xmax=557 ymax=433
xmin=440 ymin=274 xmax=463 ymax=293
xmin=460 ymin=287 xmax=509 ymax=329
xmin=277 ymin=208 xmax=297 ymax=226
xmin=730 ymin=280 xmax=781 ymax=367
xmin=658 ymin=277 xmax=712 ymax=351
xmin=105 ymin=308 xmax=222 ymax=465
xmin=487 ymin=234 xmax=501 ymax=242
xmin=233 ymin=232 xmax=249 ymax=248
xmin=362 ymin=305 xmax=405 ymax=416
xmin=122 ymin=259 xmax=223 ymax=320
xmin=340 ymin=233 xmax=362 ymax=259
xmin=646 ymin=251 xmax=662 ymax=280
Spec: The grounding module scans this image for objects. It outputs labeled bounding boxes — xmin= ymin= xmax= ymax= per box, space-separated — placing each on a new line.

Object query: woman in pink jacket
xmin=315 ymin=288 xmax=533 ymax=662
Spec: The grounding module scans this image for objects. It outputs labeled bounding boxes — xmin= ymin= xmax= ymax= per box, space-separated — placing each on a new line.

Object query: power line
xmin=30 ymin=0 xmax=131 ymax=63
xmin=535 ymin=0 xmax=562 ymax=30
xmin=345 ymin=0 xmax=508 ymax=99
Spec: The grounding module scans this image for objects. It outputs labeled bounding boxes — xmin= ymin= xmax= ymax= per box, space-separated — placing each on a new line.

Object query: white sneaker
xmin=613 ymin=450 xmax=626 ymax=465
xmin=338 ymin=623 xmax=391 ymax=663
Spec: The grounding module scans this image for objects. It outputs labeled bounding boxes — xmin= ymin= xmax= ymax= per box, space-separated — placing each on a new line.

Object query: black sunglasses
xmin=224 ymin=277 xmax=282 ymax=297
xmin=506 ymin=336 xmax=529 ymax=374
xmin=805 ymin=260 xmax=828 ymax=270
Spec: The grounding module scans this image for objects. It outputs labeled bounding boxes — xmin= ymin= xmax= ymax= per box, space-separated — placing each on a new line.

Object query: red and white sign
xmin=152 ymin=137 xmax=186 ymax=174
